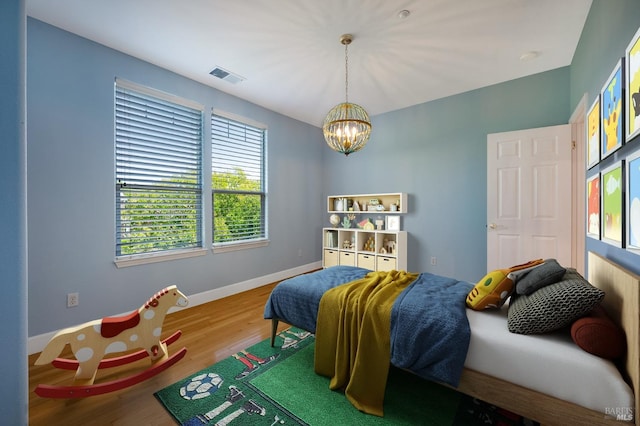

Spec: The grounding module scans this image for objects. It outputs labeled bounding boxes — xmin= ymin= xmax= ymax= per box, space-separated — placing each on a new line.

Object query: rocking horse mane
xmin=143 ymin=286 xmax=175 ymax=309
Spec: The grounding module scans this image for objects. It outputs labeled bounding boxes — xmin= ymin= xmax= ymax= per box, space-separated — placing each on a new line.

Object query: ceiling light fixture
xmin=398 ymin=9 xmax=411 ymax=19
xmin=322 ymin=34 xmax=372 ymax=156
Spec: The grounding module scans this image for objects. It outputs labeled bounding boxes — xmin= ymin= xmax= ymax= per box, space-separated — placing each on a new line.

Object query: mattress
xmin=465 ymin=303 xmax=634 ymax=417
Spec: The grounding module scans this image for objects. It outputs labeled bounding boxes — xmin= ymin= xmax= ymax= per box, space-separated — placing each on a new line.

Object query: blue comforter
xmin=263 ymin=266 xmax=474 ymax=387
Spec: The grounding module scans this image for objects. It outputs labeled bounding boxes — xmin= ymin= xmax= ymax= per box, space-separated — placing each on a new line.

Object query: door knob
xmin=488 ymin=223 xmax=497 ymax=229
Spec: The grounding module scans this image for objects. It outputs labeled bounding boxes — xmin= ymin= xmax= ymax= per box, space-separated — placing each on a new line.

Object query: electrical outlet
xmin=430 ymin=257 xmax=437 ymax=265
xmin=67 ymin=292 xmax=79 ymax=308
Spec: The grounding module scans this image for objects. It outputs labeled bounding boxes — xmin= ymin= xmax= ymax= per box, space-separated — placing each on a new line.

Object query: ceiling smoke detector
xmin=209 ymin=66 xmax=245 ymax=84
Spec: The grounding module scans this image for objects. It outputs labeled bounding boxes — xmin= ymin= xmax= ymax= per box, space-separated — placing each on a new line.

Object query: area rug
xmin=156 ymin=327 xmax=537 ymax=425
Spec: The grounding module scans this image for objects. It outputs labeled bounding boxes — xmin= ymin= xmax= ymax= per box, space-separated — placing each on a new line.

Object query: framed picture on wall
xmin=587 ymin=95 xmax=600 ymax=168
xmin=627 ymin=149 xmax=640 ymax=254
xmin=601 ymin=58 xmax=625 ymax=160
xmin=601 ymin=160 xmax=625 ymax=247
xmin=625 ymin=25 xmax=640 ymax=142
xmin=586 ymin=173 xmax=600 ymax=239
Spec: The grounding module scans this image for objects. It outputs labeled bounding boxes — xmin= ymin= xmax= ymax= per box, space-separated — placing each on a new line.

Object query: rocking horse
xmin=34 ymin=285 xmax=188 ymax=398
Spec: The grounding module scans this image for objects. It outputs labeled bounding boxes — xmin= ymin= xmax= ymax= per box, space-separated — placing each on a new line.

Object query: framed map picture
xmin=601 ymin=58 xmax=625 ymax=160
xmin=586 ymin=174 xmax=600 ymax=239
xmin=627 ymin=149 xmax=640 ymax=254
xmin=601 ymin=161 xmax=624 ymax=247
xmin=587 ymin=96 xmax=600 ymax=168
xmin=626 ymin=26 xmax=640 ymax=142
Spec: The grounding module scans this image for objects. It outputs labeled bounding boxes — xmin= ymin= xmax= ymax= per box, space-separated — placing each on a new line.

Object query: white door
xmin=487 ymin=124 xmax=572 ymax=271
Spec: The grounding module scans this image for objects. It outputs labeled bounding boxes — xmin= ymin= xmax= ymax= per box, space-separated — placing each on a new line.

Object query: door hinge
xmin=572 ymin=140 xmax=576 ymax=149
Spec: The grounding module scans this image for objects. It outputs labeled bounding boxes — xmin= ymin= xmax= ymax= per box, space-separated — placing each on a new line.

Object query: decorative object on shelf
xmin=385 ymin=239 xmax=396 ymax=254
xmin=375 ymin=219 xmax=384 ymax=230
xmin=353 ymin=201 xmax=360 ymax=211
xmin=343 ymin=240 xmax=351 ymax=249
xmin=386 ymin=215 xmax=401 ymax=231
xmin=322 ymin=34 xmax=372 ymax=156
xmin=342 ymin=213 xmax=356 ymax=228
xmin=363 ymin=236 xmax=375 ymax=252
xmin=390 ymin=203 xmax=398 ymax=212
xmin=357 ymin=218 xmax=371 ymax=229
xmin=329 ymin=214 xmax=340 ymax=227
xmin=334 ymin=197 xmax=344 ymax=212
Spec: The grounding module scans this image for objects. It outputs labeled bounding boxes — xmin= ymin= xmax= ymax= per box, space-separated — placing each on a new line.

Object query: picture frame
xmin=385 ymin=215 xmax=400 ymax=231
xmin=587 ymin=95 xmax=600 ymax=168
xmin=586 ymin=173 xmax=600 ymax=239
xmin=601 ymin=58 xmax=625 ymax=160
xmin=601 ymin=160 xmax=625 ymax=247
xmin=626 ymin=149 xmax=640 ymax=254
xmin=625 ymin=25 xmax=640 ymax=142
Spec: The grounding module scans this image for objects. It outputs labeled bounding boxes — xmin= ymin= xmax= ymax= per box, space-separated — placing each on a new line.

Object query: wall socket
xmin=430 ymin=257 xmax=437 ymax=265
xmin=67 ymin=292 xmax=79 ymax=308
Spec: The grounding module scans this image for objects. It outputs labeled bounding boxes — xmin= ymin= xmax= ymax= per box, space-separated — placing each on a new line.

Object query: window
xmin=211 ymin=111 xmax=267 ymax=248
xmin=115 ymin=79 xmax=203 ymax=259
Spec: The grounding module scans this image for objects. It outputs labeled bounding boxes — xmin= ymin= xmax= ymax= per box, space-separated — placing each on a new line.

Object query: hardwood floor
xmin=28 ymin=282 xmax=291 ymax=426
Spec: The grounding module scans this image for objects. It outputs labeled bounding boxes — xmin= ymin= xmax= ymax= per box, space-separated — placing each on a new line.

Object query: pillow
xmin=571 ymin=305 xmax=626 ymax=359
xmin=466 ymin=259 xmax=544 ymax=310
xmin=508 ymin=268 xmax=605 ymax=334
xmin=515 ymin=258 xmax=566 ymax=295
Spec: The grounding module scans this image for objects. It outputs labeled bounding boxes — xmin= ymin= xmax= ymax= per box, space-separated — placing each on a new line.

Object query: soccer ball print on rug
xmin=155 ymin=327 xmax=536 ymax=425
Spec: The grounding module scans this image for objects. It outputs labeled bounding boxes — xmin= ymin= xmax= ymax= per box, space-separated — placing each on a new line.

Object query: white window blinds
xmin=211 ymin=112 xmax=266 ymax=244
xmin=115 ymin=80 xmax=203 ymax=256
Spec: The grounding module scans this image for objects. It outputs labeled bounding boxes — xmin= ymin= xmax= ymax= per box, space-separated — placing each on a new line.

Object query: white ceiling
xmin=26 ymin=0 xmax=593 ymax=128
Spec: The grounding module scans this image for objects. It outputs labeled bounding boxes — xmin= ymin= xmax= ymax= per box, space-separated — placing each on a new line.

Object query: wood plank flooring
xmin=28 ymin=281 xmax=291 ymax=426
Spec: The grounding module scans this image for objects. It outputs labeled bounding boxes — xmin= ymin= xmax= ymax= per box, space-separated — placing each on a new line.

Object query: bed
xmin=264 ymin=252 xmax=640 ymax=425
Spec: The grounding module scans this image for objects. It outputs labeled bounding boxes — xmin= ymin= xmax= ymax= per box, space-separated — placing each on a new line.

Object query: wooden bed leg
xmin=270 ymin=319 xmax=279 ymax=347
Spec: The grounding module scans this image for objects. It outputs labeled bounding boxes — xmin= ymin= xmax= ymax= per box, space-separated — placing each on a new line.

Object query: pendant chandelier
xmin=322 ymin=34 xmax=372 ymax=156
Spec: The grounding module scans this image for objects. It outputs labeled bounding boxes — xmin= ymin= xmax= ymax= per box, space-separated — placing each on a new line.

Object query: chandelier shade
xmin=322 ymin=102 xmax=371 ymax=155
xmin=322 ymin=34 xmax=372 ymax=156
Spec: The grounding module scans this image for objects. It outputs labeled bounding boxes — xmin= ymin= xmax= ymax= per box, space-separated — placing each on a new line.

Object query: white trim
xmin=114 ymin=248 xmax=208 ymax=268
xmin=27 ymin=261 xmax=321 ymax=354
xmin=115 ymin=78 xmax=204 ymax=111
xmin=212 ymin=239 xmax=269 ymax=254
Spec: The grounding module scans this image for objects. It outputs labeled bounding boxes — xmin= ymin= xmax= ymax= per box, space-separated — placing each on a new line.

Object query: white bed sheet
xmin=464 ymin=304 xmax=634 ymax=418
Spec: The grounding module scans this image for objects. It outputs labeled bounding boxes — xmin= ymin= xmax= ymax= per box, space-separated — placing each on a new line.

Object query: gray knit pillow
xmin=508 ymin=269 xmax=605 ymax=335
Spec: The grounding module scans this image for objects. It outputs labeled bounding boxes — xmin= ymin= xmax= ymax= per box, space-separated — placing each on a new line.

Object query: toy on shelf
xmin=34 ymin=285 xmax=188 ymax=398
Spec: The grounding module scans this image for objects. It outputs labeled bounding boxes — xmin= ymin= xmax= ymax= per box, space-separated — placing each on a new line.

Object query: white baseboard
xmin=27 ymin=261 xmax=321 ymax=355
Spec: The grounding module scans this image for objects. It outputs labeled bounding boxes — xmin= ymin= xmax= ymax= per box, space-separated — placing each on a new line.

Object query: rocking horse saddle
xmin=101 ymin=310 xmax=141 ymax=338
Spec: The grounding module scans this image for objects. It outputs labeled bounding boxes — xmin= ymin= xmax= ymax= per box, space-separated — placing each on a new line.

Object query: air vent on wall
xmin=209 ymin=66 xmax=245 ymax=84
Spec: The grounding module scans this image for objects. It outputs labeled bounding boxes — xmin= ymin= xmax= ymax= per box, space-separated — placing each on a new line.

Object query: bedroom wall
xmin=26 ymin=18 xmax=325 ymax=338
xmin=570 ymin=0 xmax=640 ymax=276
xmin=322 ymin=67 xmax=571 ymax=282
xmin=1 ymin=0 xmax=28 ymax=423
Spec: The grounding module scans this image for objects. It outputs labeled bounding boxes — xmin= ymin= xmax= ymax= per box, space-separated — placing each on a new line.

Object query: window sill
xmin=212 ymin=239 xmax=269 ymax=254
xmin=114 ymin=248 xmax=208 ymax=268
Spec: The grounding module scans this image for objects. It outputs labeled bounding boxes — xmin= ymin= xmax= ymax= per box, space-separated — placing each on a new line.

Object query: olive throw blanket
xmin=314 ymin=270 xmax=418 ymax=417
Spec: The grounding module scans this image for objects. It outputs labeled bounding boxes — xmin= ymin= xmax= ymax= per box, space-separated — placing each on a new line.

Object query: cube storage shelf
xmin=322 ymin=228 xmax=407 ymax=271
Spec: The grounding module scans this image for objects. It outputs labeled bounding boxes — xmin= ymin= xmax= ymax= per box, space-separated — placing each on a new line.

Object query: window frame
xmin=211 ymin=109 xmax=268 ymax=253
xmin=114 ymin=79 xmax=206 ymax=267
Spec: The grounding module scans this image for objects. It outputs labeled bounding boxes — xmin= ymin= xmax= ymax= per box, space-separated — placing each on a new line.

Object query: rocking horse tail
xmin=34 ymin=332 xmax=69 ymax=366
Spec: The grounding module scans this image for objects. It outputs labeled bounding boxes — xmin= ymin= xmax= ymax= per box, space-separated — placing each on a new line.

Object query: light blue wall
xmin=27 ymin=19 xmax=325 ymax=336
xmin=571 ymin=0 xmax=640 ymax=275
xmin=323 ymin=68 xmax=571 ymax=282
xmin=0 ymin=0 xmax=28 ymax=423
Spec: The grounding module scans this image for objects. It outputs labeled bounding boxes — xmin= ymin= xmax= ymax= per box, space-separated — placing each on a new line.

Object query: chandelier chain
xmin=344 ymin=41 xmax=349 ymax=104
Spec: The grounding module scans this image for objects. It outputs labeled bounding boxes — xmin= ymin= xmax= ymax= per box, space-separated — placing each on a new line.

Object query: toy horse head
xmin=144 ymin=285 xmax=188 ymax=310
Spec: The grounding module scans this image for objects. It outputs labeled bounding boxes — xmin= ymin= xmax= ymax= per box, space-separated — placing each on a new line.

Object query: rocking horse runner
xmin=34 ymin=285 xmax=188 ymax=398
